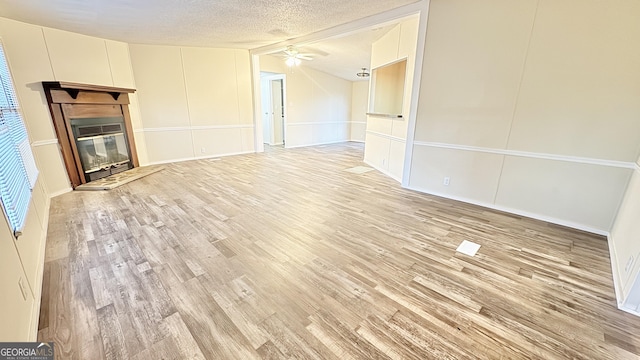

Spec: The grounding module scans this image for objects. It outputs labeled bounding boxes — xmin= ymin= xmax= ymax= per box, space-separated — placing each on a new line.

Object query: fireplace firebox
xmin=71 ymin=117 xmax=133 ymax=182
xmin=42 ymin=82 xmax=138 ymax=188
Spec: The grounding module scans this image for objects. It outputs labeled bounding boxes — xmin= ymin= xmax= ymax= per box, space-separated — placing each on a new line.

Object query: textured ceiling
xmin=0 ymin=0 xmax=418 ymax=48
xmin=288 ymin=24 xmax=397 ymax=82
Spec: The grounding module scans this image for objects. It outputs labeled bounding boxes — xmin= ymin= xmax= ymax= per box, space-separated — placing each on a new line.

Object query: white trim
xmin=139 ymin=124 xmax=254 ymax=133
xmin=635 ymin=163 xmax=640 ymax=172
xmin=607 ymin=234 xmax=624 ymax=308
xmin=366 ymin=130 xmax=406 ymax=143
xmin=191 ymin=124 xmax=254 ymax=130
xmin=364 ymin=159 xmax=402 ymax=183
xmin=350 ymin=140 xmax=365 ymax=143
xmin=367 ymin=113 xmax=405 ymax=120
xmin=251 ymin=54 xmax=265 ymax=153
xmin=32 ymin=139 xmax=58 ymax=147
xmin=620 ymin=307 xmax=640 ymax=317
xmin=29 ymin=194 xmax=50 ymax=340
xmin=405 ymin=183 xmax=609 ymax=236
xmin=261 ymin=74 xmax=288 ymax=146
xmin=285 ymin=140 xmax=350 ymax=149
xmin=608 ymin=234 xmax=640 ymax=317
xmin=146 ymin=150 xmax=254 ymax=166
xmin=371 ymin=56 xmax=410 ymax=73
xmin=413 ymin=141 xmax=637 ymax=169
xmin=287 ymin=121 xmax=350 ymax=127
xmin=403 ymin=1 xmax=431 ymax=187
xmin=49 ymin=187 xmax=72 ymax=198
xmin=250 ymin=1 xmax=426 ymax=55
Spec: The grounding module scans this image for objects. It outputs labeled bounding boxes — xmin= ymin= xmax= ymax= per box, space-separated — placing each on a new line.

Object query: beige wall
xmin=259 ymin=55 xmax=352 ymax=148
xmin=408 ymin=0 xmax=640 ymax=233
xmin=0 ymin=17 xmax=144 ymax=196
xmin=129 ymin=45 xmax=254 ymax=164
xmin=364 ymin=16 xmax=420 ymax=181
xmin=350 ymin=81 xmax=369 ymax=142
xmin=0 ymin=17 xmax=143 ymax=340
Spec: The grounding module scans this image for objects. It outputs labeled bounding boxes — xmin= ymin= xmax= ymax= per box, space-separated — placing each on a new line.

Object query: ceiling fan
xmin=280 ymin=45 xmax=314 ymax=66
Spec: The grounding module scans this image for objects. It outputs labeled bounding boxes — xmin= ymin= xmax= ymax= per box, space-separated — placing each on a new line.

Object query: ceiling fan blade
xmin=297 ymin=55 xmax=313 ymax=61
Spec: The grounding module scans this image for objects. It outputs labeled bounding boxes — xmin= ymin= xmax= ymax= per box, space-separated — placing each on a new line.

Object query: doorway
xmin=260 ymin=74 xmax=286 ymax=146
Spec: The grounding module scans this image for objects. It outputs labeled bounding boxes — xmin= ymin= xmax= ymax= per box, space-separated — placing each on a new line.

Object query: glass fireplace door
xmin=71 ymin=117 xmax=134 ymax=182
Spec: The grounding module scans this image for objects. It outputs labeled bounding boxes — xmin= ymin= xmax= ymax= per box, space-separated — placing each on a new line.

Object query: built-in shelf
xmin=366 ymin=113 xmax=403 ymax=119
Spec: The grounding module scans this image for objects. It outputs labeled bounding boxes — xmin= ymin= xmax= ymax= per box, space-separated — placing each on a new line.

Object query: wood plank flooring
xmin=38 ymin=142 xmax=640 ymax=359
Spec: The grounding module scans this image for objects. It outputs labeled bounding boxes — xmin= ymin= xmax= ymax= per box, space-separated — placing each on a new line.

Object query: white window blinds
xmin=0 ymin=41 xmax=38 ymax=237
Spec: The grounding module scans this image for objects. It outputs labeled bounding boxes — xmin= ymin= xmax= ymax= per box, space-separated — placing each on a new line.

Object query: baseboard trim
xmin=285 ymin=140 xmax=351 ymax=149
xmin=405 ymin=183 xmax=608 ymax=236
xmin=364 ymin=159 xmax=401 ymax=183
xmin=29 ymin=195 xmax=51 ymax=341
xmin=146 ymin=150 xmax=254 ymax=166
xmin=607 ymin=234 xmax=624 ymax=310
xmin=49 ymin=187 xmax=72 ymax=199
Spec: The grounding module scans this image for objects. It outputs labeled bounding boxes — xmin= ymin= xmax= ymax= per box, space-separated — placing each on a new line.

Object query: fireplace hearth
xmin=42 ymin=82 xmax=138 ymax=188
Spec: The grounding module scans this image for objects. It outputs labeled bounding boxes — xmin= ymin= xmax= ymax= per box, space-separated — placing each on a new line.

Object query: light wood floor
xmin=39 ymin=142 xmax=640 ymax=359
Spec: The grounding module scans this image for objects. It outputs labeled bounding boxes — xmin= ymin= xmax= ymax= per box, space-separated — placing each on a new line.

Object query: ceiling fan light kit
xmin=286 ymin=56 xmax=302 ymax=67
xmin=282 ymin=45 xmax=314 ymax=67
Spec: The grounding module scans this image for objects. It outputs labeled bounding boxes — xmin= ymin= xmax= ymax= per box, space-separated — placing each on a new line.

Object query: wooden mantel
xmin=42 ymin=82 xmax=139 ymax=189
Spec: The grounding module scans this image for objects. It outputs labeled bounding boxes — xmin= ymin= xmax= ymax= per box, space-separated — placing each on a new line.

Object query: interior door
xmin=260 ymin=78 xmax=272 ymax=144
xmin=271 ymin=79 xmax=284 ymax=145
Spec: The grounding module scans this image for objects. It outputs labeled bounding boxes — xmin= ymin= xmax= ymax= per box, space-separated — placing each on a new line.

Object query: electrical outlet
xmin=200 ymin=147 xmax=206 ymax=154
xmin=626 ymin=255 xmax=635 ymax=273
xmin=443 ymin=176 xmax=450 ymax=186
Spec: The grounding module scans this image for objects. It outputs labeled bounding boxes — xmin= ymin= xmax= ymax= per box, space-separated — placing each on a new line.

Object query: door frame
xmin=260 ymin=73 xmax=287 ymax=147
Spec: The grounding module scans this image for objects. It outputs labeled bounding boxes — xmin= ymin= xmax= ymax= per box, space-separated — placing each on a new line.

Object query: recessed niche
xmin=368 ymin=59 xmax=407 ymax=118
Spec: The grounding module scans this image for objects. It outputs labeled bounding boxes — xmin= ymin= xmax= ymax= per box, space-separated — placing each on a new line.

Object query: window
xmin=0 ymin=41 xmax=38 ymax=237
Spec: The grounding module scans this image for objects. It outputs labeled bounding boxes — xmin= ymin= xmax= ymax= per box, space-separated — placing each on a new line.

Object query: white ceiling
xmin=288 ymin=25 xmax=397 ymax=82
xmin=0 ymin=0 xmax=420 ymax=82
xmin=0 ymin=0 xmax=418 ymax=49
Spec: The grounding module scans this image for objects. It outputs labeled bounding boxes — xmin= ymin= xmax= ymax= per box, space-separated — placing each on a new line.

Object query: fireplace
xmin=42 ymin=82 xmax=139 ymax=188
xmin=71 ymin=117 xmax=133 ymax=182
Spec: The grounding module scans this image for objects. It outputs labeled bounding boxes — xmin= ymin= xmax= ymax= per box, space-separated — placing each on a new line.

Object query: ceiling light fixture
xmin=356 ymin=67 xmax=370 ymax=78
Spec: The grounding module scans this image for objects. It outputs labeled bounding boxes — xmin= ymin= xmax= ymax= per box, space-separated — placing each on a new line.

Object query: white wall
xmin=0 ymin=17 xmax=144 ymax=340
xmin=129 ymin=45 xmax=254 ymax=164
xmin=407 ymin=0 xmax=640 ymax=233
xmin=610 ymin=157 xmax=640 ymax=308
xmin=350 ymin=81 xmax=368 ymax=142
xmin=364 ymin=16 xmax=420 ymax=181
xmin=259 ymin=55 xmax=352 ymax=148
